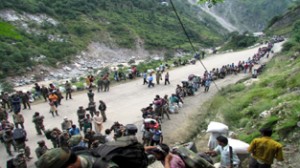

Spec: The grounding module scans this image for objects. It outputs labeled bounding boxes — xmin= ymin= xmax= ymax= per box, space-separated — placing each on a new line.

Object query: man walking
xmin=32 ymin=112 xmax=45 ymax=135
xmin=248 ymin=128 xmax=283 ymax=168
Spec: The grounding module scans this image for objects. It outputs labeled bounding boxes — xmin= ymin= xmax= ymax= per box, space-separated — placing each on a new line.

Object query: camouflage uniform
xmin=77 ymin=107 xmax=86 ymax=130
xmin=2 ymin=129 xmax=14 ymax=156
xmin=35 ymin=140 xmax=48 ymax=158
xmin=13 ymin=151 xmax=27 ymax=168
xmin=35 ymin=148 xmax=119 ymax=168
xmin=86 ymin=102 xmax=96 ymax=117
xmin=0 ymin=107 xmax=8 ymax=121
xmin=87 ymin=90 xmax=94 ymax=103
xmin=32 ymin=113 xmax=45 ymax=135
xmin=14 ymin=140 xmax=32 ymax=159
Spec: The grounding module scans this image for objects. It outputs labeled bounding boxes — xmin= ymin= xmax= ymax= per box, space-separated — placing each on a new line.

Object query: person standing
xmin=97 ymin=78 xmax=103 ymax=92
xmin=41 ymin=85 xmax=49 ymax=102
xmin=164 ymin=72 xmax=170 ymax=85
xmin=20 ymin=91 xmax=31 ymax=110
xmin=11 ymin=93 xmax=21 ymax=113
xmin=56 ymin=89 xmax=63 ymax=105
xmin=143 ymin=71 xmax=148 ymax=85
xmin=156 ymin=71 xmax=162 ymax=85
xmin=33 ymin=83 xmax=42 ymax=100
xmin=61 ymin=117 xmax=73 ymax=131
xmin=77 ymin=106 xmax=86 ymax=130
xmin=93 ymin=111 xmax=103 ymax=135
xmin=98 ymin=100 xmax=107 ymax=122
xmin=49 ymin=100 xmax=58 ymax=117
xmin=32 ymin=112 xmax=45 ymax=135
xmin=48 ymin=92 xmax=58 ymax=107
xmin=148 ymin=73 xmax=155 ymax=88
xmin=248 ymin=128 xmax=284 ymax=168
xmin=35 ymin=140 xmax=48 ymax=159
xmin=87 ymin=89 xmax=94 ymax=103
xmin=2 ymin=129 xmax=14 ymax=156
xmin=204 ymin=79 xmax=211 ymax=92
xmin=65 ymin=81 xmax=72 ymax=100
xmin=13 ymin=112 xmax=25 ymax=129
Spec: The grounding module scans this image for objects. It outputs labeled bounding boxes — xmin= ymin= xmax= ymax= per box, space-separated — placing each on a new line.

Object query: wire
xmin=169 ymin=0 xmax=234 ymax=105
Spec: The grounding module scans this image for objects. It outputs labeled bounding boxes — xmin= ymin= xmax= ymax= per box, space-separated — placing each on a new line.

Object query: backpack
xmin=13 ymin=128 xmax=27 ymax=141
xmin=77 ymin=136 xmax=148 ymax=168
xmin=172 ymin=146 xmax=214 ymax=168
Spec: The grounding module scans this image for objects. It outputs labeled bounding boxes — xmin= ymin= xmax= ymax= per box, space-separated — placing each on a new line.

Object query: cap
xmin=64 ymin=116 xmax=68 ymax=120
xmin=35 ymin=148 xmax=71 ymax=168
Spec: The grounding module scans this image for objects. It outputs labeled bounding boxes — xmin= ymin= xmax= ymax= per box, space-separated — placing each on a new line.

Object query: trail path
xmin=0 ymin=42 xmax=284 ymax=168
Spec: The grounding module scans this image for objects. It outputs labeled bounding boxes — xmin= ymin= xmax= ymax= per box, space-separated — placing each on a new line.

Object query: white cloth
xmin=93 ymin=115 xmax=103 ymax=134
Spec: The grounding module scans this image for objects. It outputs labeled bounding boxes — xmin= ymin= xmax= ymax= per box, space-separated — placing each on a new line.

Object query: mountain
xmin=202 ymin=0 xmax=300 ymax=32
xmin=0 ymin=0 xmax=227 ymax=78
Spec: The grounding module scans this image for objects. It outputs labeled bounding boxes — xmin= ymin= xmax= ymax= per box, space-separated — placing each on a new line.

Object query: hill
xmin=0 ymin=0 xmax=227 ymax=78
xmin=209 ymin=0 xmax=299 ymax=32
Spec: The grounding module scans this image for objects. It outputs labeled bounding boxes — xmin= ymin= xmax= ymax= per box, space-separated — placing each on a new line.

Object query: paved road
xmin=0 ymin=42 xmax=284 ymax=168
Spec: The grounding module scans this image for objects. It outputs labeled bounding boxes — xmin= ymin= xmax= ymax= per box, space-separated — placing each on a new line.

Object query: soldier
xmin=32 ymin=112 xmax=45 ymax=135
xmin=50 ymin=128 xmax=61 ymax=148
xmin=2 ymin=128 xmax=14 ymax=156
xmin=35 ymin=140 xmax=48 ymax=158
xmin=59 ymin=131 xmax=70 ymax=148
xmin=14 ymin=133 xmax=32 ymax=160
xmin=98 ymin=100 xmax=107 ymax=122
xmin=87 ymin=89 xmax=94 ymax=103
xmin=35 ymin=147 xmax=119 ymax=168
xmin=1 ymin=92 xmax=11 ymax=110
xmin=13 ymin=149 xmax=27 ymax=168
xmin=13 ymin=112 xmax=25 ymax=129
xmin=86 ymin=101 xmax=96 ymax=117
xmin=41 ymin=85 xmax=49 ymax=102
xmin=156 ymin=70 xmax=162 ymax=85
xmin=61 ymin=117 xmax=73 ymax=131
xmin=97 ymin=78 xmax=103 ymax=92
xmin=11 ymin=93 xmax=21 ymax=113
xmin=77 ymin=106 xmax=86 ymax=130
xmin=20 ymin=91 xmax=31 ymax=110
xmin=65 ymin=81 xmax=72 ymax=100
xmin=103 ymin=79 xmax=110 ymax=92
xmin=0 ymin=106 xmax=8 ymax=121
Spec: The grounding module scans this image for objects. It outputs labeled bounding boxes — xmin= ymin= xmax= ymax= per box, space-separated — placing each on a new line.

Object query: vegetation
xmin=0 ymin=0 xmax=226 ymax=78
xmin=181 ymin=10 xmax=300 ymax=146
xmin=220 ymin=31 xmax=258 ymax=51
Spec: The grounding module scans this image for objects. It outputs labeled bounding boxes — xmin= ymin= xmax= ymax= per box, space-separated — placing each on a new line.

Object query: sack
xmin=173 ymin=146 xmax=214 ymax=168
xmin=89 ymin=136 xmax=148 ymax=168
xmin=206 ymin=121 xmax=228 ymax=133
xmin=228 ymin=138 xmax=249 ymax=154
xmin=13 ymin=128 xmax=27 ymax=141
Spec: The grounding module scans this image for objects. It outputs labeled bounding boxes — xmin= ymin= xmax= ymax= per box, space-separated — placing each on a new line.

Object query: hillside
xmin=266 ymin=5 xmax=300 ymax=35
xmin=179 ymin=4 xmax=300 ymax=167
xmin=208 ymin=0 xmax=299 ymax=32
xmin=0 ymin=0 xmax=227 ymax=78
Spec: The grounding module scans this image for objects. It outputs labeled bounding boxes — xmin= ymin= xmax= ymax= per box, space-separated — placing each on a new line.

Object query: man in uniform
xmin=32 ymin=112 xmax=45 ymax=135
xmin=98 ymin=100 xmax=107 ymax=122
xmin=0 ymin=106 xmax=8 ymax=121
xmin=13 ymin=149 xmax=27 ymax=168
xmin=87 ymin=89 xmax=94 ymax=103
xmin=97 ymin=78 xmax=103 ymax=92
xmin=59 ymin=131 xmax=70 ymax=148
xmin=65 ymin=81 xmax=72 ymax=100
xmin=77 ymin=106 xmax=86 ymax=130
xmin=1 ymin=92 xmax=11 ymax=110
xmin=35 ymin=140 xmax=48 ymax=158
xmin=13 ymin=112 xmax=25 ymax=129
xmin=2 ymin=128 xmax=14 ymax=156
xmin=61 ymin=117 xmax=73 ymax=131
xmin=86 ymin=101 xmax=96 ymax=117
xmin=35 ymin=148 xmax=119 ymax=168
xmin=41 ymin=85 xmax=49 ymax=102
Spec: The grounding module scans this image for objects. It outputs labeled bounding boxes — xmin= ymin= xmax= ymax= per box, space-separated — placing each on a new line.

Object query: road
xmin=0 ymin=42 xmax=284 ymax=168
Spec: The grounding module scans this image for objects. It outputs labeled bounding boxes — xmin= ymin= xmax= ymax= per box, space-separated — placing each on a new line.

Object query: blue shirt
xmin=69 ymin=128 xmax=80 ymax=136
xmin=214 ymin=145 xmax=240 ymax=167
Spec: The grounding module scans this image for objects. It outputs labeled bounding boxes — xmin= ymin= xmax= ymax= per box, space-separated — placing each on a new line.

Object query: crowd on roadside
xmin=0 ymin=40 xmax=284 ymax=168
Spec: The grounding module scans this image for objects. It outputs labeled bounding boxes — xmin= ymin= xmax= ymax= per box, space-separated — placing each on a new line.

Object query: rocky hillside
xmin=266 ymin=5 xmax=300 ymax=35
xmin=0 ymin=0 xmax=228 ymax=79
xmin=206 ymin=0 xmax=299 ymax=32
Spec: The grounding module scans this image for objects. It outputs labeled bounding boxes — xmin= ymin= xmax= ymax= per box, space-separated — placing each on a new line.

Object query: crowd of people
xmin=0 ymin=40 xmax=285 ymax=168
